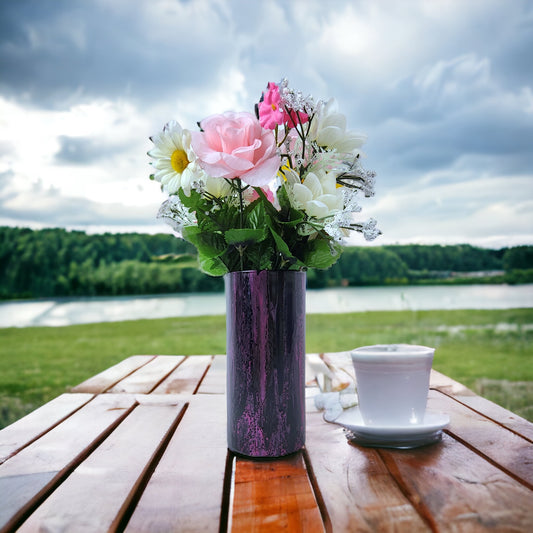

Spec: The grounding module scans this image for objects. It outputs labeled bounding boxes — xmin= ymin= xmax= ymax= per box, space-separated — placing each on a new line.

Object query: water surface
xmin=1 ymin=284 xmax=531 ymax=328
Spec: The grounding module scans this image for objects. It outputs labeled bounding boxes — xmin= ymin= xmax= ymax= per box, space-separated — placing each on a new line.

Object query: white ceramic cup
xmin=350 ymin=344 xmax=435 ymax=426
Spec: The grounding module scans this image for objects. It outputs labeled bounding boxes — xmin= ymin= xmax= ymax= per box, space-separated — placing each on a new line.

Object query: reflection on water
xmin=0 ymin=284 xmax=531 ymax=328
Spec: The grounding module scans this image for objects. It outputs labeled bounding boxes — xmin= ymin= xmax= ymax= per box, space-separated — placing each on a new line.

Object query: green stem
xmin=237 ymin=179 xmax=245 ymax=270
xmin=237 ymin=178 xmax=244 ymax=229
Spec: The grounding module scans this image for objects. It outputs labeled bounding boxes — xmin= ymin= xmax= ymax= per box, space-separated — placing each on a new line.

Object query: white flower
xmin=308 ymin=98 xmax=367 ymax=155
xmin=204 ymin=176 xmax=232 ymax=198
xmin=148 ymin=120 xmax=205 ymax=195
xmin=285 ymin=168 xmax=343 ymax=219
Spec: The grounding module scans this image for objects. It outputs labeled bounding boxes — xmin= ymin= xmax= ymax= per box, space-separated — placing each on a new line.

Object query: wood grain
xmin=124 ymin=395 xmax=228 ymax=533
xmin=230 ymin=452 xmax=325 ymax=533
xmin=431 ymin=371 xmax=533 ymax=441
xmin=16 ymin=401 xmax=187 ymax=533
xmin=451 ymin=395 xmax=533 ymax=441
xmin=428 ymin=390 xmax=533 ymax=487
xmin=151 ymin=355 xmax=213 ymax=394
xmin=0 ymin=393 xmax=93 ymax=464
xmin=0 ymin=394 xmax=137 ymax=531
xmin=305 ymin=400 xmax=430 ymax=532
xmin=378 ymin=432 xmax=533 ymax=532
xmin=106 ymin=356 xmax=184 ymax=394
xmin=430 ymin=369 xmax=477 ymax=396
xmin=71 ymin=355 xmax=155 ymax=393
xmin=3 ymin=352 xmax=533 ymax=533
xmin=196 ymin=355 xmax=226 ymax=394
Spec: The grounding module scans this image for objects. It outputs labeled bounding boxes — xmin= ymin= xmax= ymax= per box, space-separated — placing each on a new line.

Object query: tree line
xmin=1 ymin=226 xmax=532 ymax=299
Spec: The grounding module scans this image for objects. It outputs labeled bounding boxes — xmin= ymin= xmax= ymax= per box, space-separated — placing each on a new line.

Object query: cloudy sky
xmin=1 ymin=0 xmax=532 ymax=248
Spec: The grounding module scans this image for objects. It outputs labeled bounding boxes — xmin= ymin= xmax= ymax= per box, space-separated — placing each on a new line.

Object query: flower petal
xmin=302 ymin=173 xmax=323 ymax=198
xmin=305 ymin=200 xmax=329 ymax=219
xmin=291 ymin=183 xmax=313 ymax=207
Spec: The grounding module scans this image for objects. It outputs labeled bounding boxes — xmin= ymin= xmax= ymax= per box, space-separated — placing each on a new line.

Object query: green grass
xmin=1 ymin=308 xmax=532 ymax=428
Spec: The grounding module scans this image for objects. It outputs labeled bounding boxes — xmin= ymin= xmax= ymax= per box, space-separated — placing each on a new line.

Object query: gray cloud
xmin=0 ymin=0 xmax=531 ymax=246
xmin=0 ymin=173 xmax=155 ymax=228
xmin=360 ymin=50 xmax=533 ymax=189
xmin=0 ymin=0 xmax=240 ymax=108
xmin=55 ymin=136 xmax=124 ymax=164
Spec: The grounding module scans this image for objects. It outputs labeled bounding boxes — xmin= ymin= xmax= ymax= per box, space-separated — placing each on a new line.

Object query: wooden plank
xmin=17 ymin=401 xmax=187 ymax=533
xmin=451 ymin=395 xmax=533 ymax=442
xmin=430 ymin=369 xmax=476 ymax=396
xmin=107 ymin=356 xmax=184 ymax=394
xmin=230 ymin=453 xmax=325 ymax=532
xmin=305 ymin=402 xmax=430 ymax=532
xmin=151 ymin=355 xmax=213 ymax=394
xmin=378 ymin=432 xmax=533 ymax=531
xmin=124 ymin=395 xmax=228 ymax=533
xmin=0 ymin=394 xmax=137 ymax=531
xmin=71 ymin=355 xmax=155 ymax=393
xmin=428 ymin=390 xmax=533 ymax=487
xmin=431 ymin=371 xmax=533 ymax=441
xmin=0 ymin=393 xmax=93 ymax=464
xmin=134 ymin=394 xmax=190 ymax=406
xmin=196 ymin=355 xmax=226 ymax=394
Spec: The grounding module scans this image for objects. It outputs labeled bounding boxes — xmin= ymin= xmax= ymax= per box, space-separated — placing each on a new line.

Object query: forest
xmin=1 ymin=226 xmax=532 ymax=299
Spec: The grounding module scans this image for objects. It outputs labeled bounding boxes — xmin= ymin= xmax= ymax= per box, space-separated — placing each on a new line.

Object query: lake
xmin=1 ymin=284 xmax=532 ymax=328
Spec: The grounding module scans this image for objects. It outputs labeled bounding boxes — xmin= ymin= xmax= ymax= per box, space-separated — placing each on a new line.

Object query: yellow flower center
xmin=278 ymin=161 xmax=293 ymax=181
xmin=271 ymin=103 xmax=277 ymax=111
xmin=170 ymin=149 xmax=189 ymax=174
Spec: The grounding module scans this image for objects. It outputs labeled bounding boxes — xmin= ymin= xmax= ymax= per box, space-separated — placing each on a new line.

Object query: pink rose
xmin=191 ymin=111 xmax=281 ymax=187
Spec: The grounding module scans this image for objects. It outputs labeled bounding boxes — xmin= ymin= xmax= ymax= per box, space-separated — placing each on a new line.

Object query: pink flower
xmin=247 ymin=186 xmax=276 ymax=203
xmin=258 ymin=82 xmax=309 ymax=130
xmin=191 ymin=111 xmax=281 ymax=187
xmin=257 ymin=82 xmax=285 ymax=129
xmin=285 ymin=108 xmax=309 ymax=128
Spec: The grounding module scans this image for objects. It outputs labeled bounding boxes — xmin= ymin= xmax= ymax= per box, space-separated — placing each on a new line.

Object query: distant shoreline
xmin=1 ymin=283 xmax=532 ymax=328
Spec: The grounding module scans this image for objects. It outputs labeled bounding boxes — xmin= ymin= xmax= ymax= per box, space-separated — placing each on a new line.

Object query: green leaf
xmin=246 ymin=247 xmax=273 ymax=271
xmin=276 ymin=183 xmax=292 ymax=211
xmin=198 ymin=254 xmax=228 ymax=276
xmin=268 ymin=227 xmax=305 ymax=270
xmin=225 ymin=228 xmax=267 ymax=246
xmin=181 ymin=225 xmax=201 ymax=245
xmin=254 ymin=187 xmax=282 ymax=219
xmin=182 ymin=226 xmax=226 ymax=259
xmin=268 ymin=227 xmax=294 ymax=259
xmin=304 ymin=239 xmax=343 ymax=269
xmin=279 ymin=208 xmax=305 ymax=227
xmin=178 ymin=188 xmax=203 ymax=210
xmin=247 ymin=200 xmax=266 ymax=229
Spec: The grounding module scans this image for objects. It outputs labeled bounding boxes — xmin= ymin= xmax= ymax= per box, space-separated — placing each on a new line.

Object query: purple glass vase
xmin=225 ymin=270 xmax=306 ymax=458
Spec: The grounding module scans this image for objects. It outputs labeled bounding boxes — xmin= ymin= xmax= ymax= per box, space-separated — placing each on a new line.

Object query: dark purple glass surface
xmin=225 ymin=270 xmax=306 ymax=457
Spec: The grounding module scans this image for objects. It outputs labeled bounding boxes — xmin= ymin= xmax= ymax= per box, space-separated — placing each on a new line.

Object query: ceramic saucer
xmin=329 ymin=407 xmax=450 ymax=449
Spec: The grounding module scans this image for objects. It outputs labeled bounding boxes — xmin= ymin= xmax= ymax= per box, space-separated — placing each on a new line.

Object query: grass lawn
xmin=1 ymin=308 xmax=532 ymax=428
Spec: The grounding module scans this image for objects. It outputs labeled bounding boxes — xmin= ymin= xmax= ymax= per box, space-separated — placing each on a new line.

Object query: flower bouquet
xmin=148 ymin=79 xmax=380 ymax=457
xmin=148 ymin=79 xmax=380 ymax=276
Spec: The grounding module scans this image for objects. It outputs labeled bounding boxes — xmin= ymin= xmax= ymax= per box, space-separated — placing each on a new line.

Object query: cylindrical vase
xmin=225 ymin=270 xmax=306 ymax=458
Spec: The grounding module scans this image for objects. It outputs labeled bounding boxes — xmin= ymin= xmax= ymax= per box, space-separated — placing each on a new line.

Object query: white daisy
xmin=148 ymin=120 xmax=203 ymax=195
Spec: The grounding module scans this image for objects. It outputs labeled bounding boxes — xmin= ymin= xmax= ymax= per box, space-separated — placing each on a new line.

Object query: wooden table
xmin=1 ymin=353 xmax=532 ymax=532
